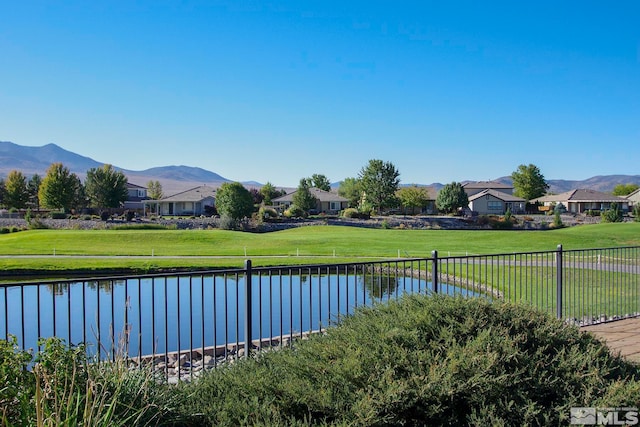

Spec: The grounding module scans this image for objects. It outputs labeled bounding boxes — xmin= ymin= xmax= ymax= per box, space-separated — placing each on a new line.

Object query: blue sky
xmin=1 ymin=1 xmax=638 ymax=187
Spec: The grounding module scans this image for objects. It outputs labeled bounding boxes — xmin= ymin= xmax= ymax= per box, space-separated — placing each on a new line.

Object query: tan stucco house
xmin=144 ymin=185 xmax=216 ymax=216
xmin=532 ymin=189 xmax=630 ymax=214
xmin=272 ymin=188 xmax=348 ymax=214
xmin=626 ymin=188 xmax=640 ymax=207
xmin=468 ymin=189 xmax=526 ymax=215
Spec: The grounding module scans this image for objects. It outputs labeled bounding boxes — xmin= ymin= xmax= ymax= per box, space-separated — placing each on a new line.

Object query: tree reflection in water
xmin=361 ymin=274 xmax=400 ymax=300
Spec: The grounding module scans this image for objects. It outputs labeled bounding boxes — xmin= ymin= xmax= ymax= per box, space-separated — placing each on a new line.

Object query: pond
xmin=1 ymin=272 xmax=480 ymax=358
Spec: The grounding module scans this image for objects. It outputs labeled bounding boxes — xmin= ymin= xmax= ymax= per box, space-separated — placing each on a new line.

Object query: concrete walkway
xmin=581 ymin=317 xmax=640 ymax=363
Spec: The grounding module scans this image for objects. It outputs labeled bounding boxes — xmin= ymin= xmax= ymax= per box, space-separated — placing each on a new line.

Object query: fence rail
xmin=1 ymin=245 xmax=639 ymax=381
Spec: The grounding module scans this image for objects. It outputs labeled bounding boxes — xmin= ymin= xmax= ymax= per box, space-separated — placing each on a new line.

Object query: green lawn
xmin=1 ymin=222 xmax=639 ymax=274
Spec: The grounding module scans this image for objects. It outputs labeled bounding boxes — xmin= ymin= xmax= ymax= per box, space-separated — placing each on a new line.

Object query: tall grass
xmin=0 ymin=337 xmax=174 ymax=427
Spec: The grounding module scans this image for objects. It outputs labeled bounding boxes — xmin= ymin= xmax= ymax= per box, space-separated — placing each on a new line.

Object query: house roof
xmin=468 ymin=189 xmax=525 ymax=202
xmin=625 ymin=188 xmax=640 ymax=200
xmin=273 ymin=188 xmax=348 ymax=203
xmin=462 ymin=181 xmax=513 ymax=190
xmin=126 ymin=182 xmax=146 ymax=189
xmin=533 ymin=189 xmax=627 ymax=203
xmin=156 ymin=185 xmax=216 ymax=202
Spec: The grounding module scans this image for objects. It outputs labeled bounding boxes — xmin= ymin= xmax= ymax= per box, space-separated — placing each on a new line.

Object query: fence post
xmin=556 ymin=244 xmax=563 ymax=319
xmin=244 ymin=259 xmax=252 ymax=359
xmin=432 ymin=250 xmax=439 ymax=294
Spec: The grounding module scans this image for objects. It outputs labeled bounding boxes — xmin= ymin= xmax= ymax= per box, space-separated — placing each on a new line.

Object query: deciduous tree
xmin=397 ymin=185 xmax=430 ymax=215
xmin=215 ymin=182 xmax=254 ymax=220
xmin=146 ymin=180 xmax=164 ymax=200
xmin=85 ymin=164 xmax=129 ymax=210
xmin=338 ymin=177 xmax=362 ymax=208
xmin=511 ymin=164 xmax=549 ymax=201
xmin=259 ymin=182 xmax=282 ymax=206
xmin=612 ymin=183 xmax=639 ymax=196
xmin=436 ymin=182 xmax=468 ymax=214
xmin=358 ymin=159 xmax=400 ymax=214
xmin=292 ymin=178 xmax=318 ymax=213
xmin=306 ymin=174 xmax=331 ymax=191
xmin=3 ymin=170 xmax=29 ymax=209
xmin=38 ymin=163 xmax=82 ymax=212
xmin=27 ymin=174 xmax=42 ymax=210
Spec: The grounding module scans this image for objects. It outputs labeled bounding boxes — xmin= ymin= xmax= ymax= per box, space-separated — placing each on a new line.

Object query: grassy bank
xmin=0 ymin=222 xmax=639 ymax=275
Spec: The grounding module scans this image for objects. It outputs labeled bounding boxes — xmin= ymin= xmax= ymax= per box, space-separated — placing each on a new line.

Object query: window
xmin=487 ymin=201 xmax=502 ymax=211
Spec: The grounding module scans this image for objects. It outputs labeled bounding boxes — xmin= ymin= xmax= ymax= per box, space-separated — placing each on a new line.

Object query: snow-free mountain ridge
xmin=1 ymin=141 xmax=639 ymax=194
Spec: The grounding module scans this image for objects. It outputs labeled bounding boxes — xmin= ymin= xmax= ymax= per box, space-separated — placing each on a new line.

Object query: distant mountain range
xmin=1 ymin=141 xmax=639 ymax=194
xmin=0 ymin=141 xmax=238 ymax=194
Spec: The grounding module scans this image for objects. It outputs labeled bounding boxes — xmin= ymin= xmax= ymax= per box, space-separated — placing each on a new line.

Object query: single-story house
xmin=144 ymin=185 xmax=216 ymax=216
xmin=397 ymin=185 xmax=439 ymax=215
xmin=532 ymin=189 xmax=630 ymax=214
xmin=626 ymin=188 xmax=640 ymax=207
xmin=123 ymin=182 xmax=148 ymax=211
xmin=462 ymin=181 xmax=513 ymax=196
xmin=468 ymin=189 xmax=526 ymax=215
xmin=272 ymin=188 xmax=349 ymax=214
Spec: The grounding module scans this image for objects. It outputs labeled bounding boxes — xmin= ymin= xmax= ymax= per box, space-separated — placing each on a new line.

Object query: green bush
xmin=552 ymin=210 xmax=564 ymax=228
xmin=0 ymin=227 xmax=9 ymax=234
xmin=342 ymin=208 xmax=369 ymax=219
xmin=171 ymin=295 xmax=640 ymax=426
xmin=218 ymin=214 xmax=239 ymax=230
xmin=284 ymin=205 xmax=306 ymax=218
xmin=342 ymin=208 xmax=359 ymax=218
xmin=26 ymin=217 xmax=49 ymax=229
xmin=601 ymin=203 xmax=623 ymax=223
xmin=258 ymin=206 xmax=279 ymax=220
xmin=634 ymin=205 xmax=640 ymax=222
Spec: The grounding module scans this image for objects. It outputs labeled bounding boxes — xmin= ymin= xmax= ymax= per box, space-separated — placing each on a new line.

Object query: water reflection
xmin=362 ymin=274 xmax=400 ymax=299
xmin=3 ymin=273 xmax=477 ymax=359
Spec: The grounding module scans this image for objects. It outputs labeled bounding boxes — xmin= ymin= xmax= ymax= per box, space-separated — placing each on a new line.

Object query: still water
xmin=1 ymin=273 xmax=478 ymax=358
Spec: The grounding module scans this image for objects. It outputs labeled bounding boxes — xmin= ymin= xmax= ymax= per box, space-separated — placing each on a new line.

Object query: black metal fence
xmin=1 ymin=245 xmax=638 ymax=381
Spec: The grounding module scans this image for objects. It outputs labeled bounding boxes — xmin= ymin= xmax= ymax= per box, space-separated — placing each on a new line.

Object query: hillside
xmin=0 ymin=141 xmax=235 ymax=193
xmin=1 ymin=141 xmax=638 ymax=194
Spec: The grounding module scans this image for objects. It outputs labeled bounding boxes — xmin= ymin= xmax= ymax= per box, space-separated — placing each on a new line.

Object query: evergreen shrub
xmin=173 ymin=295 xmax=640 ymax=426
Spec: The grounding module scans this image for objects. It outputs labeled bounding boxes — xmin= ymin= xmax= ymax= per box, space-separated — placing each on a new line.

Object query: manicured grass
xmin=0 ymin=222 xmax=639 ymax=274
